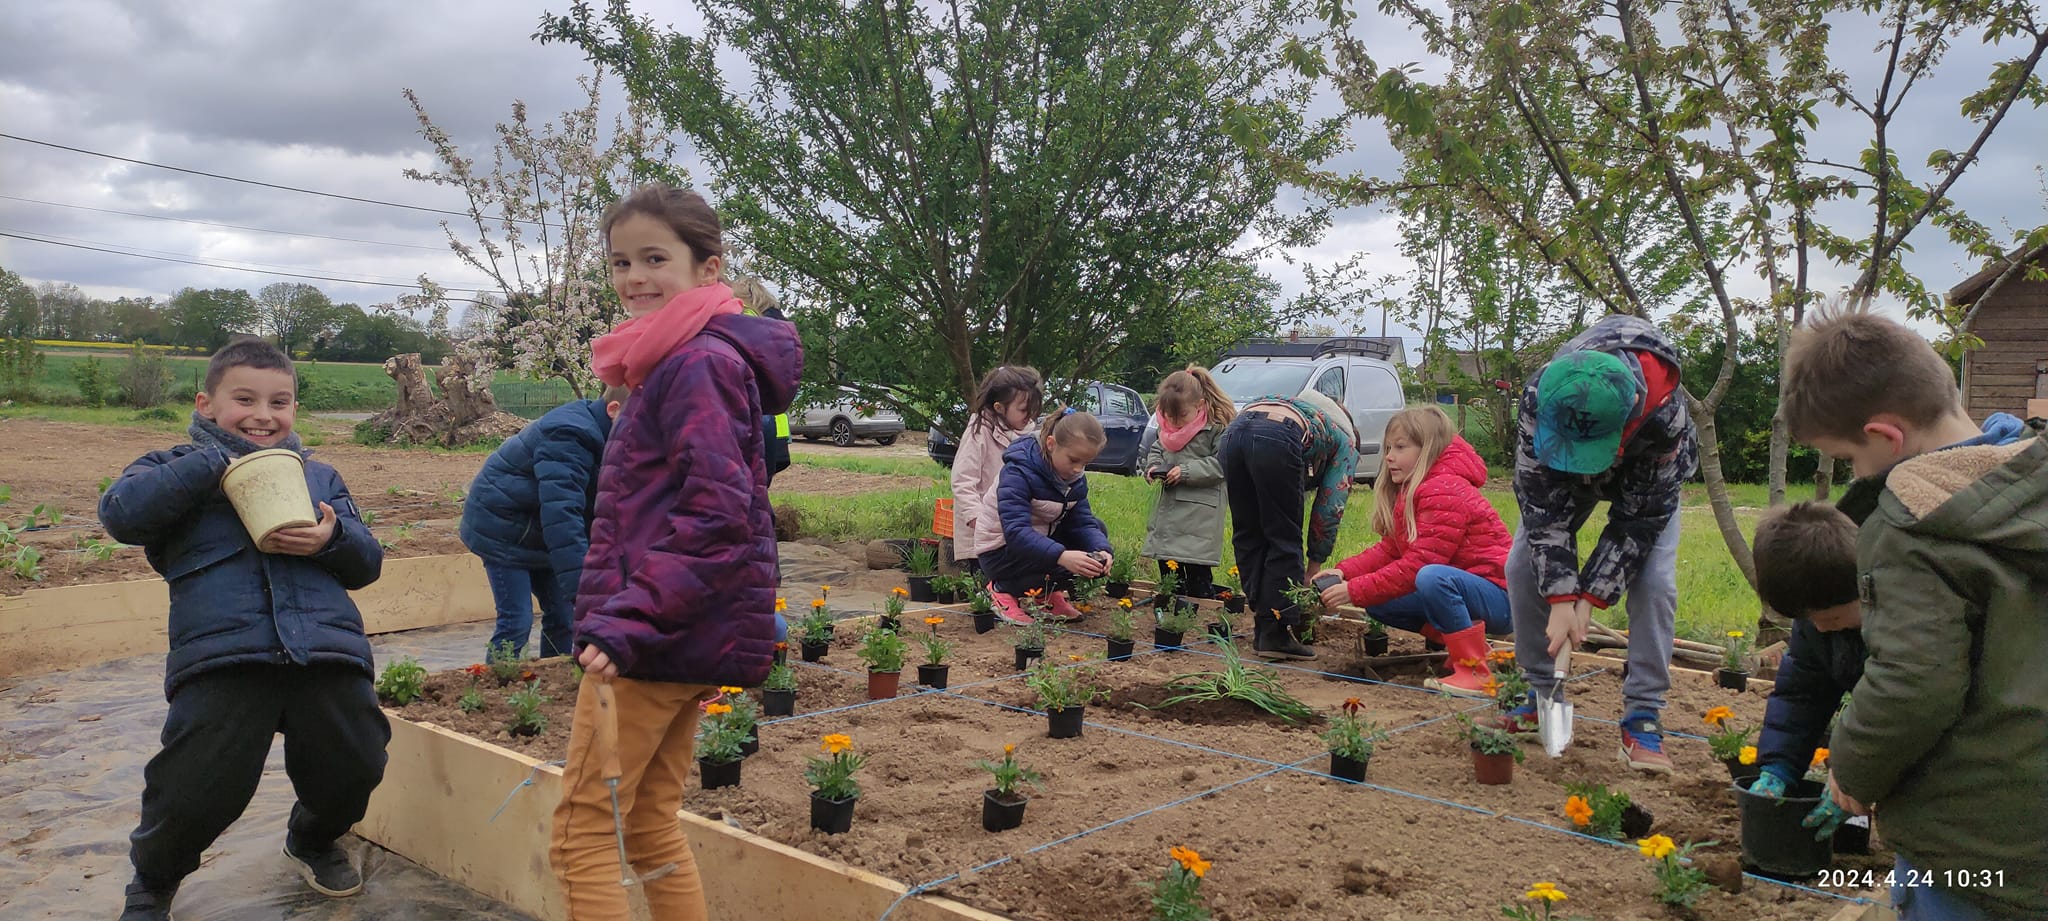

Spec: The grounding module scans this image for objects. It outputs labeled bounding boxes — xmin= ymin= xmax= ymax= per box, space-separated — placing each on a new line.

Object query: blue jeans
xmin=1366 ymin=564 xmax=1512 ymax=636
xmin=484 ymin=562 xmax=575 ymax=660
xmin=1891 ymin=855 xmax=2000 ymax=921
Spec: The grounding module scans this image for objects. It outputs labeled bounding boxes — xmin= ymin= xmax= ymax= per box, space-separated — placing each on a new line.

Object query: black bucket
xmin=1736 ymin=776 xmax=1834 ymax=880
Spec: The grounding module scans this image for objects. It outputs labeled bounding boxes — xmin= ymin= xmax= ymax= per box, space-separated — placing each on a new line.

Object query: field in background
xmin=25 ymin=349 xmax=579 ymax=415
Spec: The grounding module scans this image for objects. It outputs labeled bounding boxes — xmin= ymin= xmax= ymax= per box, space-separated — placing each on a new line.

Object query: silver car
xmin=792 ymin=385 xmax=907 ymax=447
xmin=1142 ymin=338 xmax=1407 ymax=483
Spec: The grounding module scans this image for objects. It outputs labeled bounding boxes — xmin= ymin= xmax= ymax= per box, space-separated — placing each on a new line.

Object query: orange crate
xmin=933 ymin=498 xmax=954 ymax=538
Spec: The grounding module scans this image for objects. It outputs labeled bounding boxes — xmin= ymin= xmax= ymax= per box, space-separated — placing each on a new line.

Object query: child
xmin=1781 ymin=311 xmax=2042 ymax=920
xmin=1139 ymin=365 xmax=1235 ymax=598
xmin=552 ymin=184 xmax=800 ymax=921
xmin=1314 ymin=405 xmax=1511 ymax=696
xmin=729 ymin=275 xmax=793 ymax=484
xmin=460 ymin=384 xmax=631 ymax=662
xmin=1219 ymin=387 xmax=1359 ymax=660
xmin=973 ymin=406 xmax=1114 ymax=623
xmin=102 ymin=338 xmax=387 ymax=921
xmin=1503 ymin=313 xmax=1697 ymax=776
xmin=950 ymin=365 xmax=1045 ymax=573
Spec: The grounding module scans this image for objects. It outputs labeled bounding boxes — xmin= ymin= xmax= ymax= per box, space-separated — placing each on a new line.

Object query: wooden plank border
xmin=0 ymin=553 xmax=494 ymax=679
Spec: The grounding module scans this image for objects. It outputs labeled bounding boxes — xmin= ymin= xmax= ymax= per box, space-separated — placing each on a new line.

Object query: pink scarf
xmin=1156 ymin=407 xmax=1209 ymax=453
xmin=591 ymin=283 xmax=745 ymax=388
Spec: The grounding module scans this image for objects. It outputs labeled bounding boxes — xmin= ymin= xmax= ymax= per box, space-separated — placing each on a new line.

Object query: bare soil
xmin=0 ymin=418 xmax=932 ymax=594
xmin=388 ymin=606 xmax=1884 ymax=921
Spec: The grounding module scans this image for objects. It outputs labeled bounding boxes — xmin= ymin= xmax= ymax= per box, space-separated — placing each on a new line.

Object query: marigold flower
xmin=1025 ymin=587 xmax=1043 ymax=597
xmin=822 ymin=733 xmax=853 ymax=754
xmin=1068 ymin=654 xmax=1084 ymax=662
xmin=1564 ymin=795 xmax=1594 ymax=827
xmin=1637 ymin=834 xmax=1676 ymax=860
xmin=1342 ymin=697 xmax=1362 ymax=715
xmin=1168 ymin=845 xmax=1210 ymax=878
xmin=1119 ymin=597 xmax=1134 ymax=609
xmin=1525 ymin=882 xmax=1567 ymax=902
xmin=704 ymin=703 xmax=732 ymax=716
xmin=1457 ymin=657 xmax=1484 ymax=669
xmin=521 ymin=669 xmax=537 ymax=682
xmin=925 ymin=616 xmax=945 ymax=626
xmin=775 ymin=597 xmax=788 ymax=612
xmin=892 ymin=586 xmax=910 ymax=597
xmin=1003 ymin=742 xmax=1016 ymax=755
xmin=1228 ymin=566 xmax=1239 ymax=577
xmin=720 ymin=686 xmax=743 ymax=695
xmin=1703 ymin=705 xmax=1735 ymax=727
xmin=775 ymin=641 xmax=788 ymax=651
xmin=812 ymin=599 xmax=827 ymax=610
xmin=1726 ymin=629 xmax=1745 ymax=639
xmin=1487 ymin=649 xmax=1516 ymax=665
xmin=1481 ymin=678 xmax=1502 ymax=697
xmin=1739 ymin=745 xmax=1757 ymax=765
xmin=1166 ymin=560 xmax=1179 ymax=571
xmin=464 ymin=664 xmax=488 ymax=678
xmin=1811 ymin=747 xmax=1829 ymax=767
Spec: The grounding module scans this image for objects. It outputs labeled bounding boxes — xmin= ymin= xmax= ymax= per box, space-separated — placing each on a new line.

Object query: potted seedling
xmin=804 ymin=733 xmax=864 ymax=834
xmin=1220 ymin=565 xmax=1246 ymax=613
xmin=506 ymin=681 xmax=549 ymax=737
xmin=903 ymin=540 xmax=940 ymax=601
xmin=799 ymin=597 xmax=834 ymax=662
xmin=1321 ymin=697 xmax=1387 ymax=783
xmin=974 ymin=743 xmax=1043 ymax=832
xmin=880 ymin=586 xmax=909 ymax=632
xmin=1010 ymin=593 xmax=1051 ymax=669
xmin=1206 ymin=602 xmax=1236 ymax=641
xmin=1717 ymin=629 xmax=1753 ymax=690
xmin=1153 ymin=597 xmax=1200 ymax=650
xmin=1282 ymin=580 xmax=1328 ymax=646
xmin=916 ymin=615 xmax=953 ymax=689
xmin=762 ymin=661 xmax=798 ymax=716
xmin=375 ymin=658 xmax=427 ymax=706
xmin=1562 ymin=782 xmax=1653 ymax=840
xmin=1106 ymin=597 xmax=1138 ymax=661
xmin=721 ymin=686 xmax=761 ymax=757
xmin=1363 ymin=617 xmax=1390 ymax=657
xmin=1703 ymin=705 xmax=1762 ymax=784
xmin=1105 ymin=550 xmax=1134 ymax=598
xmin=1489 ymin=665 xmax=1531 ymax=714
xmin=968 ymin=584 xmax=998 ymax=634
xmin=1028 ymin=655 xmax=1101 ymax=738
xmin=857 ymin=624 xmax=907 ymax=700
xmin=1457 ymin=711 xmax=1522 ymax=784
xmin=1152 ymin=560 xmax=1185 ymax=616
xmin=1074 ymin=575 xmax=1107 ymax=604
xmin=696 ymin=701 xmax=748 ymax=788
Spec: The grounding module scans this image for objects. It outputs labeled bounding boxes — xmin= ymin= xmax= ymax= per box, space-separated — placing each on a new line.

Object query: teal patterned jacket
xmin=1245 ymin=394 xmax=1359 ymax=563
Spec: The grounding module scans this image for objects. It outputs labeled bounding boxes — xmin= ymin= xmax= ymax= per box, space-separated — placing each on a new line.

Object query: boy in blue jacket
xmin=460 ymin=384 xmax=629 ymax=661
xmin=103 ymin=339 xmax=387 ymax=921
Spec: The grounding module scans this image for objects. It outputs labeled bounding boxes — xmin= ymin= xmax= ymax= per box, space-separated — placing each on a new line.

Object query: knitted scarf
xmin=190 ymin=411 xmax=306 ymax=460
xmin=591 ymin=283 xmax=745 ymax=389
xmin=1156 ymin=407 xmax=1209 ymax=453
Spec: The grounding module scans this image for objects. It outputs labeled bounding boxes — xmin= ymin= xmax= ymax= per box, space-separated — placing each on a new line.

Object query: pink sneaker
xmin=1047 ymin=591 xmax=1085 ymax=622
xmin=989 ymin=586 xmax=1034 ymax=625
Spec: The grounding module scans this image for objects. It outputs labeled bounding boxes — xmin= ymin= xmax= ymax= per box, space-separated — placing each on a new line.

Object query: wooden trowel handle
xmin=595 ymin=680 xmax=622 ymax=782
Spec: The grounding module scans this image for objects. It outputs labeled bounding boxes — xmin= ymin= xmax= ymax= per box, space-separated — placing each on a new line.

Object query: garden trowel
xmin=595 ymin=681 xmax=678 ymax=890
xmin=1537 ymin=649 xmax=1574 ymax=758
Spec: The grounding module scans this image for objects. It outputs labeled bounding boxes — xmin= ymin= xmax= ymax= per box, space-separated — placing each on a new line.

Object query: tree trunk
xmin=1692 ymin=405 xmax=1757 ymax=590
xmin=1767 ymin=302 xmax=1790 ymax=507
xmin=386 ymin=353 xmax=436 ymax=416
xmin=362 ymin=351 xmax=528 ymax=447
xmin=1814 ymin=455 xmax=1840 ymax=501
xmin=436 ymin=352 xmax=502 ymax=427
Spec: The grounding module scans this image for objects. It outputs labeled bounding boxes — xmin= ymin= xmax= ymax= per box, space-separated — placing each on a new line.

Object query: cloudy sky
xmin=1 ymin=0 xmax=2042 ymax=353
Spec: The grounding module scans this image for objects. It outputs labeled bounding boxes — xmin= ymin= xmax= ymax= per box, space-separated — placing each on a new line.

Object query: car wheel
xmin=831 ymin=418 xmax=855 ymax=447
xmin=874 ymin=434 xmax=898 ymax=446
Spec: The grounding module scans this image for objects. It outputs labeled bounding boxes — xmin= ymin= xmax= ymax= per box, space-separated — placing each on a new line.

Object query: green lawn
xmin=26 ymin=350 xmax=578 ymax=414
xmin=781 ymin=453 xmax=1764 ymax=643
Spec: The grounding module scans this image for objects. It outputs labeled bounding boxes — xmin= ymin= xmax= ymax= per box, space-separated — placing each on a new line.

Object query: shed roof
xmin=1948 ymin=243 xmax=2048 ymax=307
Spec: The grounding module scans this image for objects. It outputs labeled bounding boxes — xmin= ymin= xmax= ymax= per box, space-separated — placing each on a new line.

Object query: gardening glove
xmin=1749 ymin=768 xmax=1790 ymax=799
xmin=1802 ymin=796 xmax=1849 ymax=841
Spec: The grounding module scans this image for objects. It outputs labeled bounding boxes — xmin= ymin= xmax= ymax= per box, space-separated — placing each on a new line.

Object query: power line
xmin=0 ymin=230 xmax=496 ymax=301
xmin=16 ymin=227 xmax=477 ymax=288
xmin=0 ymin=195 xmax=452 ymax=251
xmin=0 ymin=132 xmax=543 ymax=227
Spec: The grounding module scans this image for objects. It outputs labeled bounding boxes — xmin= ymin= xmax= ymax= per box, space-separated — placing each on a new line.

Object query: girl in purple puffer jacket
xmin=549 ymin=183 xmax=802 ymax=921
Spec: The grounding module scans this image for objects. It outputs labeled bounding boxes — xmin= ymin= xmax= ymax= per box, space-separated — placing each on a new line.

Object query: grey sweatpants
xmin=1507 ymin=512 xmax=1682 ymax=716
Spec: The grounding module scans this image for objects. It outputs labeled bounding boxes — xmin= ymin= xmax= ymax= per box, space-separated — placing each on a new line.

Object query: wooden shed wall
xmin=1963 ymin=275 xmax=2048 ymax=421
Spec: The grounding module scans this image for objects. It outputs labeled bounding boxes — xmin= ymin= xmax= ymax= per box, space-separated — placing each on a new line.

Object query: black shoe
xmin=282 ymin=837 xmax=363 ymax=897
xmin=119 ymin=877 xmax=176 ymax=921
xmin=1253 ymin=620 xmax=1318 ymax=660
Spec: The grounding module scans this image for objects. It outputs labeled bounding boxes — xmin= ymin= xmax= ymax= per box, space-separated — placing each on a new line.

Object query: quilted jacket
xmin=981 ymin=434 xmax=1112 ymax=570
xmin=1334 ymin=436 xmax=1509 ymax=608
xmin=459 ymin=399 xmax=612 ymax=603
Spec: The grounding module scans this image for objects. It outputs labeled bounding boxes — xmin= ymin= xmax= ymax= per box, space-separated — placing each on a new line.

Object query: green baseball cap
xmin=1533 ymin=351 xmax=1642 ymax=475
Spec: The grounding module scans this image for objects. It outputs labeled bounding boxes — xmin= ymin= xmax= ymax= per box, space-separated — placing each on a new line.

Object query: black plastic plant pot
xmin=1328 ymin=753 xmax=1369 ymax=783
xmin=1207 ymin=622 xmax=1232 ymax=640
xmin=698 ymin=757 xmax=742 ymax=790
xmin=1106 ymin=637 xmax=1135 ymax=661
xmin=1364 ymin=634 xmax=1391 ymax=657
xmin=1620 ymin=802 xmax=1655 ymax=839
xmin=762 ymin=688 xmax=796 ymax=717
xmin=917 ymin=663 xmax=951 ymax=689
xmin=1014 ymin=647 xmax=1044 ymax=671
xmin=907 ymin=575 xmax=936 ymax=602
xmin=800 ymin=640 xmax=829 ymax=663
xmin=739 ymin=736 xmax=759 ymax=758
xmin=1716 ymin=668 xmax=1750 ymax=691
xmin=1832 ymin=818 xmax=1872 ymax=856
xmin=1153 ymin=628 xmax=1185 ymax=650
xmin=1737 ymin=776 xmax=1834 ymax=880
xmin=809 ymin=792 xmax=857 ymax=835
xmin=982 ymin=790 xmax=1028 ymax=832
xmin=879 ymin=616 xmax=901 ymax=633
xmin=1105 ymin=581 xmax=1130 ymax=598
xmin=1224 ymin=595 xmax=1246 ymax=614
xmin=1046 ymin=705 xmax=1085 ymax=738
xmin=973 ymin=611 xmax=996 ymax=634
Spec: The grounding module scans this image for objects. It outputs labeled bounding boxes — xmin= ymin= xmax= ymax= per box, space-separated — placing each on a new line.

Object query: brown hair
xmin=1370 ymin=406 xmax=1457 ymax=542
xmin=602 ymin=184 xmax=724 ymax=265
xmin=1782 ymin=310 xmax=1962 ymax=443
xmin=1039 ymin=405 xmax=1107 ymax=451
xmin=204 ymin=337 xmax=293 ymax=394
xmin=1157 ymin=365 xmax=1236 ymax=427
xmin=601 ymin=383 xmax=633 ymax=405
xmin=969 ymin=365 xmax=1045 ymax=431
xmin=1752 ymin=501 xmax=1861 ymax=617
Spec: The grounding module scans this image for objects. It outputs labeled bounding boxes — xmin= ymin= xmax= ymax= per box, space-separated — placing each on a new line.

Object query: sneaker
xmin=1618 ymin=712 xmax=1674 ymax=776
xmin=119 ymin=878 xmax=176 ymax=921
xmin=282 ymin=837 xmax=363 ymax=897
xmin=1496 ymin=701 xmax=1539 ymax=739
xmin=988 ymin=586 xmax=1034 ymax=626
xmin=1046 ymin=591 xmax=1085 ymax=622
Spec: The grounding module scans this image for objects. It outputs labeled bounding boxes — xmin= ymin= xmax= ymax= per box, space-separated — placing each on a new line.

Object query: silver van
xmin=1146 ymin=338 xmax=1406 ymax=483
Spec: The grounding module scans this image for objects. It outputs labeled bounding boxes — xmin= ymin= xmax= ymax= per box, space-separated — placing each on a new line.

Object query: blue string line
xmin=487 ymin=759 xmax=565 ymax=823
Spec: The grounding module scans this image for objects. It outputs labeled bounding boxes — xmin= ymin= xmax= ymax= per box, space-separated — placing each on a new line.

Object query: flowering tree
xmin=402 ymin=66 xmax=679 ymax=396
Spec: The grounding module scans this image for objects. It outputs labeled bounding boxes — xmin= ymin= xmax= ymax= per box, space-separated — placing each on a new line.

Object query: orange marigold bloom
xmin=775 ymin=641 xmax=789 ymax=651
xmin=925 ymin=616 xmax=945 ymax=626
xmin=775 ymin=597 xmax=788 ymax=612
xmin=892 ymin=586 xmax=910 ymax=597
xmin=1703 ymin=706 xmax=1735 ymax=728
xmin=1068 ymin=654 xmax=1084 ymax=662
xmin=822 ymin=734 xmax=853 ymax=754
xmin=1342 ymin=697 xmax=1363 ymax=715
xmin=1563 ymin=795 xmax=1594 ymax=827
xmin=1166 ymin=560 xmax=1180 ymax=571
xmin=704 ymin=703 xmax=733 ymax=716
xmin=1811 ymin=747 xmax=1830 ymax=767
xmin=1169 ymin=845 xmax=1210 ymax=878
xmin=1003 ymin=743 xmax=1016 ymax=755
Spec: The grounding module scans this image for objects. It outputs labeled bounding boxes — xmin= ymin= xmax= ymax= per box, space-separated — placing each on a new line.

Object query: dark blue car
xmin=927 ymin=380 xmax=1149 ymax=476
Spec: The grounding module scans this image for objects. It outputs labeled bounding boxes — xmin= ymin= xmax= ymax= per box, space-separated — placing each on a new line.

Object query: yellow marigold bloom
xmin=822 ymin=734 xmax=853 ymax=754
xmin=1703 ymin=705 xmax=1735 ymax=727
xmin=775 ymin=597 xmax=788 ymax=612
xmin=925 ymin=616 xmax=945 ymax=626
xmin=1564 ymin=795 xmax=1594 ymax=827
xmin=812 ymin=599 xmax=827 ymax=610
xmin=1166 ymin=560 xmax=1179 ymax=571
xmin=1637 ymin=834 xmax=1677 ymax=860
xmin=893 ymin=586 xmax=910 ymax=597
xmin=1003 ymin=743 xmax=1016 ymax=755
xmin=1726 ymin=629 xmax=1745 ymax=639
xmin=1812 ymin=747 xmax=1830 ymax=767
xmin=1228 ymin=565 xmax=1239 ymax=576
xmin=1487 ymin=649 xmax=1516 ymax=664
xmin=1068 ymin=654 xmax=1084 ymax=662
xmin=1118 ymin=597 xmax=1134 ymax=609
xmin=1525 ymin=882 xmax=1567 ymax=902
xmin=1739 ymin=745 xmax=1757 ymax=765
xmin=720 ymin=686 xmax=743 ymax=694
xmin=704 ymin=703 xmax=732 ymax=716
xmin=1169 ymin=846 xmax=1210 ymax=878
xmin=1481 ymin=678 xmax=1502 ymax=697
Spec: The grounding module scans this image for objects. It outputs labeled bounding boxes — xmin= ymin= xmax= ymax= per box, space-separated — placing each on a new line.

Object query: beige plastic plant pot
xmin=220 ymin=448 xmax=316 ymax=547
